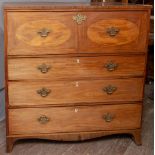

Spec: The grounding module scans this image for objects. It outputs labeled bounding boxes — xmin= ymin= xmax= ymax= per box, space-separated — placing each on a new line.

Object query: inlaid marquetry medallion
xmin=16 ymin=20 xmax=71 ymax=47
xmin=87 ymin=19 xmax=139 ymax=46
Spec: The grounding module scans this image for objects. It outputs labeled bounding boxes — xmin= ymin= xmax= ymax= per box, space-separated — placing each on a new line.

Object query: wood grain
xmin=8 ymin=78 xmax=144 ymax=106
xmin=87 ymin=19 xmax=139 ymax=46
xmin=3 ymin=2 xmax=152 ymax=11
xmin=79 ymin=11 xmax=149 ymax=53
xmin=8 ymin=55 xmax=146 ymax=80
xmin=6 ymin=10 xmax=150 ymax=55
xmin=16 ymin=20 xmax=71 ymax=47
xmin=4 ymin=9 xmax=9 ymax=142
xmin=91 ymin=0 xmax=129 ymax=3
xmin=7 ymin=12 xmax=78 ymax=55
xmin=8 ymin=104 xmax=142 ymax=135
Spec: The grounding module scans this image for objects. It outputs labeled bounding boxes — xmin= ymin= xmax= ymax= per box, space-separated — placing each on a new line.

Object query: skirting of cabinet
xmin=6 ymin=129 xmax=141 ymax=153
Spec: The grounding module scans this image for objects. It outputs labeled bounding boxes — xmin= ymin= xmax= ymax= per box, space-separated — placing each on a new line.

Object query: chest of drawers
xmin=4 ymin=2 xmax=151 ymax=152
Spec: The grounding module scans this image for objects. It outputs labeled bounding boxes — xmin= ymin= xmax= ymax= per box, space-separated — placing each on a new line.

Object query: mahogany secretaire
xmin=4 ymin=2 xmax=151 ymax=152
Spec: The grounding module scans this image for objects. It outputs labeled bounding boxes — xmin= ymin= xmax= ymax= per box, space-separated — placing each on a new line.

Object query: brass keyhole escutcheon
xmin=73 ymin=13 xmax=87 ymax=24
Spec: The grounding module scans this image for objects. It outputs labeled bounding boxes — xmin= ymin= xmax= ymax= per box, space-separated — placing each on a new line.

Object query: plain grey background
xmin=0 ymin=0 xmax=90 ymax=121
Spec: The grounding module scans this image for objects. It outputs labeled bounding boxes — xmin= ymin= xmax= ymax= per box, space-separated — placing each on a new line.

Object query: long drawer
xmin=8 ymin=55 xmax=146 ymax=80
xmin=9 ymin=104 xmax=142 ymax=135
xmin=8 ymin=78 xmax=144 ymax=106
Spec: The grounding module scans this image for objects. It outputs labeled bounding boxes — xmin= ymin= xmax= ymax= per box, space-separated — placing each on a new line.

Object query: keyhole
xmin=75 ymin=108 xmax=79 ymax=113
xmin=75 ymin=81 xmax=79 ymax=87
xmin=76 ymin=59 xmax=80 ymax=64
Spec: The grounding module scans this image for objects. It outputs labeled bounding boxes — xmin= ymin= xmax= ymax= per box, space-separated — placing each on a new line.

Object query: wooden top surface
xmin=4 ymin=2 xmax=152 ymax=11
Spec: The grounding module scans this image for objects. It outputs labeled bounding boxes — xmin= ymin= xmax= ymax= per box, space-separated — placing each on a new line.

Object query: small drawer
xmin=8 ymin=55 xmax=146 ymax=80
xmin=7 ymin=12 xmax=78 ymax=55
xmin=8 ymin=78 xmax=144 ymax=106
xmin=79 ymin=11 xmax=149 ymax=53
xmin=9 ymin=104 xmax=142 ymax=135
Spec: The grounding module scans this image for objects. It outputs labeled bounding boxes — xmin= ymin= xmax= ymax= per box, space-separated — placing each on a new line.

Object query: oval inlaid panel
xmin=16 ymin=20 xmax=71 ymax=47
xmin=87 ymin=19 xmax=139 ymax=46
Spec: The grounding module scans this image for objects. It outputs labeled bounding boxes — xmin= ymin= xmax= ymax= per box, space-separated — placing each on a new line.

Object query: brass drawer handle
xmin=103 ymin=113 xmax=114 ymax=122
xmin=37 ymin=63 xmax=51 ymax=73
xmin=73 ymin=13 xmax=87 ymax=24
xmin=104 ymin=62 xmax=118 ymax=71
xmin=103 ymin=85 xmax=117 ymax=95
xmin=106 ymin=27 xmax=120 ymax=37
xmin=38 ymin=115 xmax=50 ymax=124
xmin=37 ymin=88 xmax=51 ymax=97
xmin=37 ymin=28 xmax=50 ymax=37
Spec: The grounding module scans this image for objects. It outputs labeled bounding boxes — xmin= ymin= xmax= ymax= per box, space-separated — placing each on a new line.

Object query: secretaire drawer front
xmin=7 ymin=12 xmax=77 ymax=55
xmin=8 ymin=55 xmax=146 ymax=80
xmin=78 ymin=11 xmax=149 ymax=53
xmin=8 ymin=78 xmax=143 ymax=106
xmin=9 ymin=104 xmax=142 ymax=135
